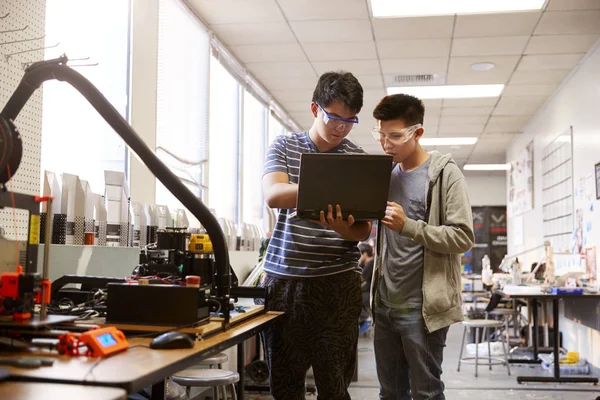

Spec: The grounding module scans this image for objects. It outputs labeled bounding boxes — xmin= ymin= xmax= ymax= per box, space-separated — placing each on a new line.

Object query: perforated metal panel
xmin=0 ymin=1 xmax=46 ymax=241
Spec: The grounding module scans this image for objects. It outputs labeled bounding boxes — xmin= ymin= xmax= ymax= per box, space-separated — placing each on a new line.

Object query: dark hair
xmin=373 ymin=94 xmax=425 ymax=125
xmin=312 ymin=71 xmax=363 ymax=115
xmin=358 ymin=243 xmax=373 ymax=257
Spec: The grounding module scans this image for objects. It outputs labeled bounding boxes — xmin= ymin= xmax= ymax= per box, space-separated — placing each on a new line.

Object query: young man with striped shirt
xmin=261 ymin=71 xmax=372 ymax=400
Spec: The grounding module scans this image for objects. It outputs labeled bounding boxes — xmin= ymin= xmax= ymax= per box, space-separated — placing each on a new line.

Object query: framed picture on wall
xmin=596 ymin=162 xmax=600 ymax=199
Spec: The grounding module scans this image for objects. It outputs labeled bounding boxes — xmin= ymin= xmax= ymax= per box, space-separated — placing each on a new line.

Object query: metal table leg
xmin=238 ymin=342 xmax=245 ymax=400
xmin=516 ymin=298 xmax=598 ymax=384
xmin=150 ymin=379 xmax=166 ymax=400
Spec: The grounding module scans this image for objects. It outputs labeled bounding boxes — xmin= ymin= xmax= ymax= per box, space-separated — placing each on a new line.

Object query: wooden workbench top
xmin=0 ymin=311 xmax=282 ymax=392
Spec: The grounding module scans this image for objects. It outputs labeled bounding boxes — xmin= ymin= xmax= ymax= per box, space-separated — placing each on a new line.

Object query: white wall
xmin=506 ymin=40 xmax=600 ymax=367
xmin=465 ymin=174 xmax=507 ymax=206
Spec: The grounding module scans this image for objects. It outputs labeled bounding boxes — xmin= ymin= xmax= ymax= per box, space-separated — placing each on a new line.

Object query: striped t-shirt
xmin=263 ymin=131 xmax=365 ymax=278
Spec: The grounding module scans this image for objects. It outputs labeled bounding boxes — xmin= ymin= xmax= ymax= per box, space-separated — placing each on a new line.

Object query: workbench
xmin=0 ymin=311 xmax=282 ymax=400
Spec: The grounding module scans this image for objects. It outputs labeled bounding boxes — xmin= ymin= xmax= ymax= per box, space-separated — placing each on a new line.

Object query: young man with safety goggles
xmin=370 ymin=94 xmax=474 ymax=400
xmin=261 ymin=71 xmax=371 ymax=399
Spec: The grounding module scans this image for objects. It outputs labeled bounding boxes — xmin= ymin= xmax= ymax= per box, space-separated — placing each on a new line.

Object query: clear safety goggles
xmin=371 ymin=124 xmax=422 ymax=144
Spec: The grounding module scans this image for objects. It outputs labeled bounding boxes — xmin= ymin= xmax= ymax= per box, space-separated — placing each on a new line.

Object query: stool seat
xmin=197 ymin=353 xmax=228 ymax=366
xmin=172 ymin=369 xmax=239 ymax=387
xmin=488 ymin=309 xmax=515 ymax=316
xmin=462 ymin=319 xmax=504 ymax=328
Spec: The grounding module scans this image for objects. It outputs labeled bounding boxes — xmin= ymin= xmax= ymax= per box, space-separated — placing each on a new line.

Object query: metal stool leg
xmin=502 ymin=329 xmax=511 ymax=376
xmin=458 ymin=326 xmax=467 ymax=372
xmin=475 ymin=327 xmax=479 ymax=377
xmin=484 ymin=327 xmax=492 ymax=370
xmin=231 ymin=383 xmax=238 ymax=400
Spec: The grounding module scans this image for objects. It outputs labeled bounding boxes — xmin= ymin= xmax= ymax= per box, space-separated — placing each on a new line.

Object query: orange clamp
xmin=34 ymin=196 xmax=54 ymax=203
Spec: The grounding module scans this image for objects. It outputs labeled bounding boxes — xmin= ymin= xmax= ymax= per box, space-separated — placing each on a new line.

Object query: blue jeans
xmin=374 ymin=306 xmax=449 ymax=400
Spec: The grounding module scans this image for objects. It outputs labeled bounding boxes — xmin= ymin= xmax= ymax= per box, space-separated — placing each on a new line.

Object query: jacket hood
xmin=428 ymin=150 xmax=454 ymax=182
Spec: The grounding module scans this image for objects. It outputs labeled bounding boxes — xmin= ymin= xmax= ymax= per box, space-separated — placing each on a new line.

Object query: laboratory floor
xmin=247 ymin=323 xmax=600 ymax=400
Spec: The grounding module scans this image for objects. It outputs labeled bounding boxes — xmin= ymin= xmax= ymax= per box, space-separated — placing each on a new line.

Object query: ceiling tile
xmin=230 ymin=44 xmax=306 ymax=63
xmin=380 ymin=57 xmax=448 ymax=75
xmin=442 ymin=107 xmax=494 ymax=116
xmin=423 ymin=124 xmax=439 ymax=134
xmin=447 ymin=55 xmax=520 ymax=85
xmin=438 ymin=124 xmax=484 ymax=134
xmin=271 ymin=89 xmax=315 ymax=103
xmin=423 ymin=99 xmax=444 ymax=109
xmin=468 ymin=153 xmax=506 ymax=164
xmin=547 ymin=0 xmax=600 ymax=10
xmin=535 ymin=11 xmax=600 ymax=35
xmin=502 ymin=84 xmax=558 ymax=96
xmin=312 ymin=60 xmax=381 ymax=75
xmin=525 ymin=34 xmax=599 ymax=54
xmin=246 ymin=61 xmax=316 ymax=79
xmin=454 ymin=12 xmax=541 ymax=38
xmin=440 ymin=115 xmax=488 ymax=125
xmin=485 ymin=116 xmax=531 ymax=132
xmin=493 ymin=105 xmax=541 ymax=116
xmin=353 ymin=75 xmax=384 ymax=89
xmin=362 ymin=88 xmax=387 ymax=105
xmin=290 ymin=20 xmax=372 ymax=43
xmin=373 ymin=16 xmax=454 ymax=40
xmin=442 ymin=98 xmax=498 ymax=107
xmin=303 ymin=42 xmax=377 ymax=61
xmin=509 ymin=69 xmax=571 ymax=84
xmin=377 ymin=39 xmax=451 ymax=59
xmin=451 ymin=36 xmax=529 ymax=57
xmin=493 ymin=95 xmax=548 ymax=116
xmin=189 ymin=0 xmax=284 ymax=24
xmin=257 ymin=75 xmax=317 ymax=90
xmin=277 ymin=0 xmax=368 ymax=21
xmin=517 ymin=54 xmax=584 ymax=71
xmin=211 ymin=22 xmax=296 ymax=45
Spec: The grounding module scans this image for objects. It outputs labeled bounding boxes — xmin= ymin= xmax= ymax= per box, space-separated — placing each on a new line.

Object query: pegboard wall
xmin=0 ymin=0 xmax=46 ymax=240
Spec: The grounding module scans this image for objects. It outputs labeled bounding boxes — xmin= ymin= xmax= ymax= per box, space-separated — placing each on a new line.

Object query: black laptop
xmin=296 ymin=153 xmax=393 ymax=221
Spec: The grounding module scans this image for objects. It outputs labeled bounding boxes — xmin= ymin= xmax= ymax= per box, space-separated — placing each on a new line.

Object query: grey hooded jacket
xmin=371 ymin=151 xmax=475 ymax=333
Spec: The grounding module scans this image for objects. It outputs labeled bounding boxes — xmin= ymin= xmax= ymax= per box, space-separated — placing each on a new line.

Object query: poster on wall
xmin=508 ymin=141 xmax=534 ymax=217
xmin=595 ymin=163 xmax=600 ymax=200
xmin=585 ymin=246 xmax=597 ymax=281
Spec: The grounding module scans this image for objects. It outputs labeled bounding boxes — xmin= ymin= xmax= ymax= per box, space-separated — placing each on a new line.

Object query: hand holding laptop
xmin=310 ymin=204 xmax=357 ymax=234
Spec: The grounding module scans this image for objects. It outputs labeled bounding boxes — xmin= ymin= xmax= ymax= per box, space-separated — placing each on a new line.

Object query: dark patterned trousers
xmin=260 ymin=271 xmax=362 ymax=400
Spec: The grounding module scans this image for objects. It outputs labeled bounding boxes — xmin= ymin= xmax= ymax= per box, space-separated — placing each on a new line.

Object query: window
xmin=268 ymin=113 xmax=286 ymax=147
xmin=208 ymin=56 xmax=240 ymax=222
xmin=241 ymin=91 xmax=267 ymax=225
xmin=41 ymin=0 xmax=131 ymax=194
xmin=155 ymin=0 xmax=210 ymax=228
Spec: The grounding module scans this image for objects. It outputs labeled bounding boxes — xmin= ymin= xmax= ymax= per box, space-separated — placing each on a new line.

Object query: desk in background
xmin=501 ymin=286 xmax=600 ymax=385
xmin=1 ymin=311 xmax=282 ymax=400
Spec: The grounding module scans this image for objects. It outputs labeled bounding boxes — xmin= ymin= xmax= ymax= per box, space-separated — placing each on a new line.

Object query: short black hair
xmin=373 ymin=94 xmax=425 ymax=126
xmin=312 ymin=71 xmax=363 ymax=115
xmin=358 ymin=243 xmax=373 ymax=257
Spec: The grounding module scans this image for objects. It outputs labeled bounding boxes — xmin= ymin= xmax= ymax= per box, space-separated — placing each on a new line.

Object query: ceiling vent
xmin=384 ymin=73 xmax=446 ymax=87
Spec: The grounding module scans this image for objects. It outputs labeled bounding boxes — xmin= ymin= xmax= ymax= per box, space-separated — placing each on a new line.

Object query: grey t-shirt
xmin=380 ymin=157 xmax=430 ymax=310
